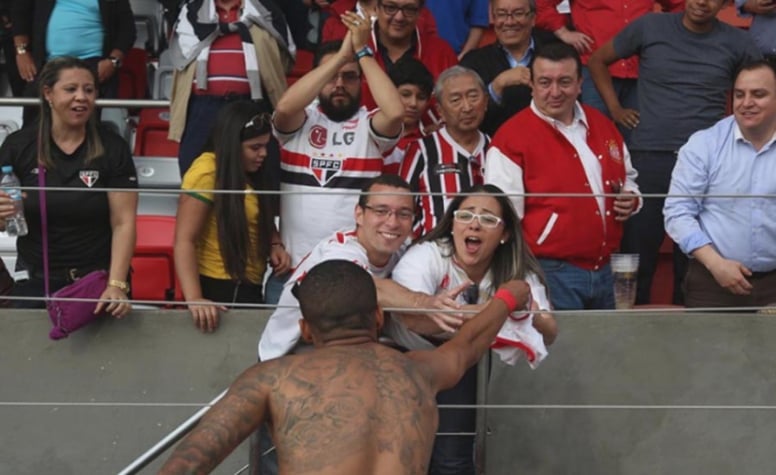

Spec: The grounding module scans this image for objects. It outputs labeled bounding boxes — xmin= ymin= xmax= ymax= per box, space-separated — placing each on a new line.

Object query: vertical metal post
xmin=474 ymin=351 xmax=491 ymax=474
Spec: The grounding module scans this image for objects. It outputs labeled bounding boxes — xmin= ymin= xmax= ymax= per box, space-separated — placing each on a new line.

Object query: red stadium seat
xmin=286 ymin=50 xmax=314 ymax=87
xmin=134 ymin=108 xmax=180 ymax=157
xmin=649 ymin=234 xmax=675 ymax=306
xmin=133 ymin=215 xmax=181 ymax=304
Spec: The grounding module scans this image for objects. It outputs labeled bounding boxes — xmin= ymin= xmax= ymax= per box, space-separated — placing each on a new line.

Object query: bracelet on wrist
xmin=271 ymin=242 xmax=285 ymax=249
xmin=108 ymin=279 xmax=130 ymax=293
xmin=493 ymin=288 xmax=519 ymax=313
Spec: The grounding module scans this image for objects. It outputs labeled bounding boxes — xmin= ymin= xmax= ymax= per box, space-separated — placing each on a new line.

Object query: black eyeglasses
xmin=379 ymin=2 xmax=420 ymax=18
xmin=493 ymin=9 xmax=534 ymax=22
xmin=363 ymin=204 xmax=415 ymax=221
xmin=244 ymin=113 xmax=271 ymax=130
xmin=327 ymin=71 xmax=361 ymax=84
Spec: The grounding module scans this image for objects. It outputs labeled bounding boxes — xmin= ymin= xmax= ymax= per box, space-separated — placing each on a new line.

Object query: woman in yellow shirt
xmin=175 ymin=101 xmax=290 ymax=332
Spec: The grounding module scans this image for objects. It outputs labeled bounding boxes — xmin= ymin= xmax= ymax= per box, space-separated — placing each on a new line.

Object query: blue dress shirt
xmin=664 ymin=116 xmax=776 ymax=271
xmin=735 ymin=0 xmax=776 ymax=56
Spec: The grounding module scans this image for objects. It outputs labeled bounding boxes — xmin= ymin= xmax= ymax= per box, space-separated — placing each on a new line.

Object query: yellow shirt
xmin=181 ymin=153 xmax=265 ymax=283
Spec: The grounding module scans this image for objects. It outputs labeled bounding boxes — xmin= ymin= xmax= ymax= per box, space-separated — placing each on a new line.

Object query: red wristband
xmin=493 ymin=288 xmax=518 ymax=313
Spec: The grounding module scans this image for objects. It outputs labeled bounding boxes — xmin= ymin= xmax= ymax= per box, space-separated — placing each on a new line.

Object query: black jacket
xmin=11 ymin=0 xmax=136 ymax=68
xmin=460 ymin=30 xmax=557 ymax=136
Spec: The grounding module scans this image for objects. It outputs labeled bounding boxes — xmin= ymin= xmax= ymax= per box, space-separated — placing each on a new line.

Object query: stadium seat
xmin=649 ymin=234 xmax=675 ymax=306
xmin=286 ymin=50 xmax=314 ymax=86
xmin=152 ymin=49 xmax=174 ymax=100
xmin=100 ymin=107 xmax=131 ymax=142
xmin=130 ymin=0 xmax=165 ymax=54
xmin=0 ymin=119 xmax=19 ymax=147
xmin=133 ymin=108 xmax=180 ymax=157
xmin=133 ymin=215 xmax=180 ymax=304
xmin=134 ymin=155 xmax=181 ymax=216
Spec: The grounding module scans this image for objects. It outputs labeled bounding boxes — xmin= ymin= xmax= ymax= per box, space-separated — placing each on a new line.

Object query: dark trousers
xmin=199 ymin=275 xmax=263 ymax=306
xmin=621 ymin=150 xmax=688 ymax=305
xmin=430 ymin=365 xmax=478 ymax=475
xmin=683 ymin=260 xmax=776 ymax=309
xmin=11 ymin=277 xmax=69 ymax=309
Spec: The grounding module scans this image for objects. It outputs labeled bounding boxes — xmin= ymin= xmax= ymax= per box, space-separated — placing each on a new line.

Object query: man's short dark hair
xmin=388 ymin=57 xmax=434 ymax=97
xmin=293 ymin=260 xmax=378 ymax=334
xmin=734 ymin=58 xmax=776 ymax=85
xmin=357 ymin=174 xmax=413 ymax=208
xmin=314 ymin=40 xmax=345 ymax=67
xmin=530 ymin=42 xmax=582 ymax=79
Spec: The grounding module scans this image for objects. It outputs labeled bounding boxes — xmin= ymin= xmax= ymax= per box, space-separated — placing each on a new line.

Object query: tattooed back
xmin=265 ymin=342 xmax=438 ymax=475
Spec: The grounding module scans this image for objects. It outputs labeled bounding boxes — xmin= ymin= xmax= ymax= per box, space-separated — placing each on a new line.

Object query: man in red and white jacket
xmin=485 ymin=42 xmax=641 ymax=310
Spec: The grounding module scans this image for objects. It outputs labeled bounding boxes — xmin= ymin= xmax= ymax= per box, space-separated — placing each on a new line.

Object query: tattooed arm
xmin=409 ymin=280 xmax=530 ymax=393
xmin=158 ymin=362 xmax=279 ymax=474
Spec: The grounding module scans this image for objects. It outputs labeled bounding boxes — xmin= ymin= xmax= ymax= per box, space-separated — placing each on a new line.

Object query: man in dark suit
xmin=459 ymin=0 xmax=555 ymax=136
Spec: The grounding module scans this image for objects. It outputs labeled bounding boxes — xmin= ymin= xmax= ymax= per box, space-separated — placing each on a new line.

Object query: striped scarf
xmin=169 ymin=0 xmax=296 ymax=99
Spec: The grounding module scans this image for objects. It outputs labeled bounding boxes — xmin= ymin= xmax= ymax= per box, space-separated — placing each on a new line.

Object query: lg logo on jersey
xmin=308 ymin=125 xmax=355 ymax=149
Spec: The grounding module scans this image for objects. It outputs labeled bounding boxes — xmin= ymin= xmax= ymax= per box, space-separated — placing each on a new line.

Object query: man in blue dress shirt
xmin=664 ymin=59 xmax=776 ymax=308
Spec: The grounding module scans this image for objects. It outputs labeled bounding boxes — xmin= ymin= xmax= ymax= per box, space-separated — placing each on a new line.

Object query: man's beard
xmin=319 ymin=91 xmax=361 ymax=122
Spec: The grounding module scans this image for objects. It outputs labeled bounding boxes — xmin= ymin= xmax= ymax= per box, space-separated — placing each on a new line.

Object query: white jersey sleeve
xmin=258 ymin=231 xmax=375 ymax=360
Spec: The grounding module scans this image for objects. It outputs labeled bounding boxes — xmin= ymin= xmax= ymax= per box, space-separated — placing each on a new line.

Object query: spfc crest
xmin=606 ymin=140 xmax=623 ymax=162
xmin=310 ymin=157 xmax=341 ymax=185
xmin=79 ymin=170 xmax=99 ymax=188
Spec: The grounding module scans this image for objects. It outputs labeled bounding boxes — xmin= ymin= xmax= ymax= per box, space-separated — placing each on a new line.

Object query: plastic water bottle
xmin=0 ymin=165 xmax=28 ymax=237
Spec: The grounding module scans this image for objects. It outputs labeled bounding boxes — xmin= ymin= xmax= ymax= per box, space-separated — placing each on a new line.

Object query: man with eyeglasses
xmin=400 ymin=66 xmax=490 ymax=238
xmin=321 ymin=0 xmax=439 ymax=42
xmin=485 ymin=42 xmax=641 ymax=310
xmin=265 ymin=15 xmax=404 ymax=305
xmin=360 ymin=0 xmax=458 ymax=126
xmin=459 ymin=0 xmax=558 ymax=136
xmin=535 ymin=0 xmax=684 ymax=144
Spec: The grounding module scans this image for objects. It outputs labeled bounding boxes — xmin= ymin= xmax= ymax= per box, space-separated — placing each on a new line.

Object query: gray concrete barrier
xmin=485 ymin=312 xmax=776 ymax=475
xmin=0 ymin=309 xmax=267 ymax=474
xmin=2 ymin=310 xmax=775 ymax=474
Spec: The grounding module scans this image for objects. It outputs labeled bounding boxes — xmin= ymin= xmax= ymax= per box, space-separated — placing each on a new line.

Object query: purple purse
xmin=38 ymin=165 xmax=108 ymax=340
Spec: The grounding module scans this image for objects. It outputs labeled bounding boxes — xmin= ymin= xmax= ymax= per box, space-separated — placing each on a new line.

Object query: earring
xmin=499 ymin=239 xmax=505 ymax=245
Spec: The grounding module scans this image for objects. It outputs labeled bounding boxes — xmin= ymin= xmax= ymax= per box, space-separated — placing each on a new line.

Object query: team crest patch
xmin=309 ymin=125 xmax=327 ymax=149
xmin=311 ymin=157 xmax=341 ymax=185
xmin=79 ymin=170 xmax=99 ymax=187
xmin=606 ymin=140 xmax=623 ymax=162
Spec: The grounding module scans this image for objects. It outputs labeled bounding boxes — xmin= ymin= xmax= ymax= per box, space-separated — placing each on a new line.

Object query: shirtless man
xmin=158 ymin=259 xmax=530 ymax=474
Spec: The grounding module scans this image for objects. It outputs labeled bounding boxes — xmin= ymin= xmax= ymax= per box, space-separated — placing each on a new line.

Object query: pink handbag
xmin=38 ymin=165 xmax=108 ymax=340
xmin=47 ymin=270 xmax=109 ymax=340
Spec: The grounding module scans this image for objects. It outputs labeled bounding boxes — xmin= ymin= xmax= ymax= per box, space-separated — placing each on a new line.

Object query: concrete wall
xmin=0 ymin=309 xmax=265 ymax=475
xmin=2 ymin=310 xmax=775 ymax=474
xmin=485 ymin=312 xmax=776 ymax=475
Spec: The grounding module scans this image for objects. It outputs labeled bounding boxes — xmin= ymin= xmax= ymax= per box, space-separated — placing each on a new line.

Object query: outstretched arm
xmin=158 ymin=364 xmax=276 ymax=474
xmin=410 ymin=280 xmax=530 ymax=392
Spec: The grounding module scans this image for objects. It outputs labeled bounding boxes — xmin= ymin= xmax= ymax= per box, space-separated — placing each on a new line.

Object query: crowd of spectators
xmin=0 ymin=0 xmax=773 ymax=472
